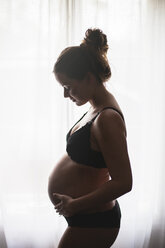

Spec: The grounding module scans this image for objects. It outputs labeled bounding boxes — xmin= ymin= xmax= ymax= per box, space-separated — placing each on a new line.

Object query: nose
xmin=64 ymin=88 xmax=70 ymax=98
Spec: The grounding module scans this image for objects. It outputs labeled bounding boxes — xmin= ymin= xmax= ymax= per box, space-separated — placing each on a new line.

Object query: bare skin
xmin=48 ymin=72 xmax=132 ymax=248
xmin=48 ymin=154 xmax=113 ymax=212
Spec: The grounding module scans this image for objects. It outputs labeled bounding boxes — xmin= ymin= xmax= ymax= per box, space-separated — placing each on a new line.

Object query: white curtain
xmin=0 ymin=0 xmax=165 ymax=247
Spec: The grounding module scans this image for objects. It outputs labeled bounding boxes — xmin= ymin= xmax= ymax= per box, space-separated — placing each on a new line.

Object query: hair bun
xmin=81 ymin=28 xmax=108 ymax=54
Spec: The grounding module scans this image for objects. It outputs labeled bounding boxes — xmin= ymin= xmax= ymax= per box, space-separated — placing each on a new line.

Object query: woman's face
xmin=55 ymin=72 xmax=92 ymax=106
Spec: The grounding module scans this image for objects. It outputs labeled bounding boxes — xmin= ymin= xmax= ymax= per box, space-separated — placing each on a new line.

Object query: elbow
xmin=126 ymin=183 xmax=132 ymax=193
xmin=124 ymin=171 xmax=133 ymax=193
xmin=118 ymin=178 xmax=132 ymax=195
xmin=112 ymin=177 xmax=133 ymax=197
xmin=119 ymin=184 xmax=132 ymax=197
xmin=123 ymin=179 xmax=133 ymax=194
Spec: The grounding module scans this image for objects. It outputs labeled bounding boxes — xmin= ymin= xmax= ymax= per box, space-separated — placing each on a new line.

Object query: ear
xmin=86 ymin=72 xmax=97 ymax=84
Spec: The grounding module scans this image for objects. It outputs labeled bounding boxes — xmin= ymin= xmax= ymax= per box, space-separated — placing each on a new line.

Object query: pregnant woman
xmin=48 ymin=28 xmax=133 ymax=248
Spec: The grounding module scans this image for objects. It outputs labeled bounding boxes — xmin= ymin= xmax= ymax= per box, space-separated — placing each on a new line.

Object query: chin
xmin=75 ymin=101 xmax=83 ymax=106
xmin=75 ymin=100 xmax=87 ymax=106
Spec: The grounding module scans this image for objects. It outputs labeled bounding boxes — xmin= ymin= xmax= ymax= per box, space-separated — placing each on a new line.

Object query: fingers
xmin=54 ymin=205 xmax=66 ymax=216
xmin=54 ymin=204 xmax=70 ymax=217
xmin=53 ymin=193 xmax=63 ymax=199
xmin=54 ymin=205 xmax=63 ymax=215
xmin=54 ymin=202 xmax=62 ymax=210
xmin=52 ymin=193 xmax=72 ymax=217
xmin=53 ymin=193 xmax=63 ymax=213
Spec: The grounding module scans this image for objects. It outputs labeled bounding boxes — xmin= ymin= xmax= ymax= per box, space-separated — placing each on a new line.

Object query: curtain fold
xmin=0 ymin=0 xmax=165 ymax=247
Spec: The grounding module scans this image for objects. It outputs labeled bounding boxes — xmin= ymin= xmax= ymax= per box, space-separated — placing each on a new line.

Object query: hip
xmin=64 ymin=200 xmax=121 ymax=229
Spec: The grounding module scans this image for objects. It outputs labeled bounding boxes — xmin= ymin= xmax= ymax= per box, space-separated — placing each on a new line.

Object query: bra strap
xmin=91 ymin=107 xmax=125 ymax=122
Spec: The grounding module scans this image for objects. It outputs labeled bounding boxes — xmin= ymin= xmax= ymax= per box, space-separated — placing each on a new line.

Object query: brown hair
xmin=53 ymin=28 xmax=111 ymax=83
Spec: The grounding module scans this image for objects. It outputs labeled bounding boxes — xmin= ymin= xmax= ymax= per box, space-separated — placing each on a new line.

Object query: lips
xmin=70 ymin=97 xmax=76 ymax=102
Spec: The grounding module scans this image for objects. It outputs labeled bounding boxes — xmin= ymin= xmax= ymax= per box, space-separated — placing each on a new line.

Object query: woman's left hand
xmin=53 ymin=193 xmax=76 ymax=217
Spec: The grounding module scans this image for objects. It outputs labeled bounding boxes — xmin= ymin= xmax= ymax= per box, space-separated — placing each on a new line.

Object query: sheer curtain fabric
xmin=0 ymin=0 xmax=165 ymax=247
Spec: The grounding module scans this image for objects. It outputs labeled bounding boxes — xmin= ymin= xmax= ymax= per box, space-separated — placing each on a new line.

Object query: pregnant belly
xmin=48 ymin=153 xmax=109 ymax=207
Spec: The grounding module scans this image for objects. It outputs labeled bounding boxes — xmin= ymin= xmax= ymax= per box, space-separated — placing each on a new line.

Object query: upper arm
xmin=93 ymin=110 xmax=132 ymax=191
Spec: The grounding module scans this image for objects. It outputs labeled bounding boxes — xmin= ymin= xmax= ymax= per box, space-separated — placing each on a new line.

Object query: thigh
xmin=57 ymin=226 xmax=120 ymax=248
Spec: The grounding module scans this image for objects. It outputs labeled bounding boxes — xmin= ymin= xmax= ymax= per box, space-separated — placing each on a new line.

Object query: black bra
xmin=66 ymin=107 xmax=125 ymax=168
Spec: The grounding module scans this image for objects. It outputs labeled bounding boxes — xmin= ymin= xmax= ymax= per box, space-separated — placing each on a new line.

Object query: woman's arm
xmin=72 ymin=109 xmax=132 ymax=212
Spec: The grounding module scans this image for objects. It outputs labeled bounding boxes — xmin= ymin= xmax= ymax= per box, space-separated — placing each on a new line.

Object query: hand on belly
xmin=48 ymin=154 xmax=111 ymax=213
xmin=53 ymin=193 xmax=75 ymax=217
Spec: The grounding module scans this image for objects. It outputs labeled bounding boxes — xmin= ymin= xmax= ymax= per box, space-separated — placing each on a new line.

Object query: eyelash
xmin=64 ymin=85 xmax=70 ymax=90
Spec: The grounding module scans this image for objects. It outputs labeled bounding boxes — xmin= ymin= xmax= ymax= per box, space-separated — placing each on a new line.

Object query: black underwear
xmin=64 ymin=200 xmax=121 ymax=228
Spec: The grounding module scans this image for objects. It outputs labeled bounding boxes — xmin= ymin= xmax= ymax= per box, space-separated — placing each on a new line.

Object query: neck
xmin=89 ymin=83 xmax=112 ymax=110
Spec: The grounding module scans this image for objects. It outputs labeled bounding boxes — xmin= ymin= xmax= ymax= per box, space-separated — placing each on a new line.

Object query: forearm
xmin=73 ymin=180 xmax=131 ymax=213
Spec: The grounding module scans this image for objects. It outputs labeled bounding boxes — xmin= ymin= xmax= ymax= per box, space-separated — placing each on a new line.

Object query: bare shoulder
xmin=93 ymin=108 xmax=127 ymax=138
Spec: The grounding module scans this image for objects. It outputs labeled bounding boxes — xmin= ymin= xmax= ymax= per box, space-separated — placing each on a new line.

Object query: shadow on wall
xmin=0 ymin=227 xmax=8 ymax=248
